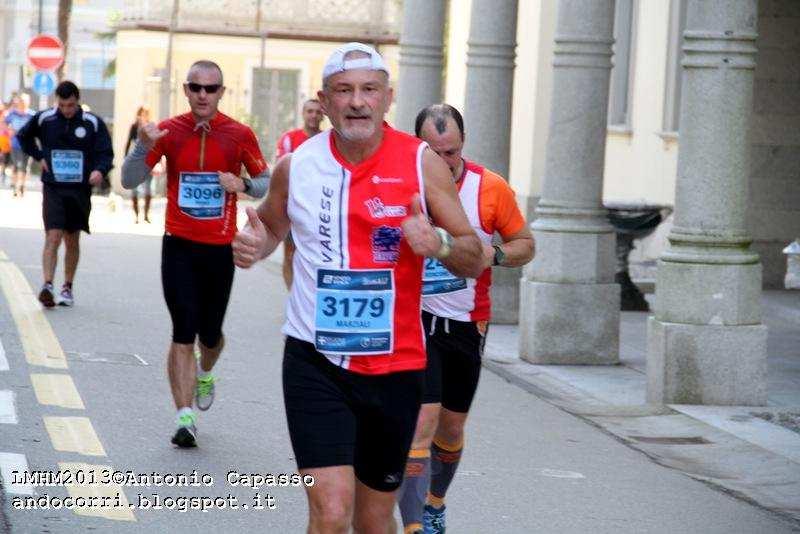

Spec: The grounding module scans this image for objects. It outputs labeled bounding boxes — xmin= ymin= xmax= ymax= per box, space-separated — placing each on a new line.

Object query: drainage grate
xmin=65 ymin=351 xmax=149 ymax=366
xmin=628 ymin=435 xmax=712 ymax=445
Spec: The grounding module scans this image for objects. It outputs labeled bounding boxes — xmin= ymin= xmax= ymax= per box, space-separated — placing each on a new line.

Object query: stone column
xmin=519 ymin=0 xmax=619 ymax=364
xmin=647 ymin=0 xmax=767 ymax=405
xmin=462 ymin=0 xmax=519 ymax=323
xmin=394 ymin=0 xmax=446 ymax=133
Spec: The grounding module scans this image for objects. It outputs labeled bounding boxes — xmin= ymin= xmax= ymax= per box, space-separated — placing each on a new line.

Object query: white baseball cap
xmin=322 ymin=42 xmax=389 ymax=83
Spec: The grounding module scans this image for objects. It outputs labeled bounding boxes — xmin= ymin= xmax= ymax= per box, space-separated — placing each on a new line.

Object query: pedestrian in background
xmin=5 ymin=94 xmax=35 ymax=197
xmin=125 ymin=106 xmax=153 ymax=223
xmin=0 ymin=101 xmax=11 ymax=186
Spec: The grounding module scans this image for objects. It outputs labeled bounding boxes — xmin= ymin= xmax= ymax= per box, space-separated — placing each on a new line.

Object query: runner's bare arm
xmin=402 ymin=149 xmax=483 ymax=279
xmin=232 ymin=155 xmax=291 ymax=268
xmin=486 ymin=226 xmax=535 ymax=269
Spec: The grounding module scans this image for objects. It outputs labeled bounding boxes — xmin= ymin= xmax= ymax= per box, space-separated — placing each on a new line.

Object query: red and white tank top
xmin=282 ymin=124 xmax=427 ymax=375
xmin=422 ymin=161 xmax=495 ymax=322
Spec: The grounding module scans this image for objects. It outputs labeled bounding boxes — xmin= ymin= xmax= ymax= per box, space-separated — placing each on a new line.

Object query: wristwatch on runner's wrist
xmin=433 ymin=227 xmax=453 ymax=259
xmin=241 ymin=177 xmax=251 ymax=193
xmin=492 ymin=244 xmax=506 ymax=266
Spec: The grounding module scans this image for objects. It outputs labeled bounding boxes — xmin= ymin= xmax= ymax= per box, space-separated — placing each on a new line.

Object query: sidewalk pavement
xmin=484 ymin=291 xmax=800 ymax=523
xmin=3 ymin=179 xmax=799 ymax=524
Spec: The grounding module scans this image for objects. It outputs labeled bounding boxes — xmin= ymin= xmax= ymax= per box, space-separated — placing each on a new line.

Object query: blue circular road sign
xmin=32 ymin=71 xmax=57 ymax=96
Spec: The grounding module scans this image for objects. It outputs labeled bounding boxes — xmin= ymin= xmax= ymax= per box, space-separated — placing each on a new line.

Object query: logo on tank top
xmin=371 ymin=225 xmax=402 ymax=263
xmin=364 ymin=197 xmax=407 ymax=219
xmin=371 ymin=175 xmax=403 ymax=185
xmin=318 ymin=186 xmax=336 ymax=263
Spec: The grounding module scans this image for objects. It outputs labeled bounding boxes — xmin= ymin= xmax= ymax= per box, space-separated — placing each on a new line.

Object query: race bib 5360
xmin=51 ymin=150 xmax=83 ymax=183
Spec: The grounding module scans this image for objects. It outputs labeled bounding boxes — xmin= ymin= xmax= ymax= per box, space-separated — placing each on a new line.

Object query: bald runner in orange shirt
xmin=397 ymin=104 xmax=535 ymax=534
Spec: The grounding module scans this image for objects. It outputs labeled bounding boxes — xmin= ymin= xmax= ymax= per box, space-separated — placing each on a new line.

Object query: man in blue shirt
xmin=4 ymin=94 xmax=34 ymax=196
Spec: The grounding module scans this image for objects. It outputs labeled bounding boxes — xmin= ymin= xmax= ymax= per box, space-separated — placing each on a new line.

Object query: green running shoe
xmin=195 ymin=374 xmax=216 ymax=411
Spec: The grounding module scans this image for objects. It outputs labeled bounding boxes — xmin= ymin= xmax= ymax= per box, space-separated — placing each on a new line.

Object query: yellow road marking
xmin=44 ymin=416 xmax=106 ymax=456
xmin=30 ymin=373 xmax=85 ymax=409
xmin=0 ymin=251 xmax=67 ymax=369
xmin=59 ymin=462 xmax=136 ymax=521
xmin=1 ymin=251 xmax=131 ymax=521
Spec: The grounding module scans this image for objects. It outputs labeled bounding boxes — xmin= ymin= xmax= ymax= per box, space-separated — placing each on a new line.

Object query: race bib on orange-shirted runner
xmin=422 ymin=257 xmax=467 ymax=295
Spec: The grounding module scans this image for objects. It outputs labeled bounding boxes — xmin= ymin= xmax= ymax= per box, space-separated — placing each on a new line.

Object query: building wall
xmin=1 ymin=0 xmax=121 ymax=105
xmin=443 ymin=0 xmax=554 ymax=217
xmin=508 ymin=0 xmax=556 ymax=215
xmin=443 ymin=0 xmax=798 ymax=287
xmin=602 ymin=1 xmax=678 ymax=267
xmin=602 ymin=1 xmax=677 ymax=207
xmin=443 ymin=0 xmax=471 ymax=112
xmin=749 ymin=0 xmax=800 ymax=288
xmin=0 ymin=0 xmax=58 ymax=102
xmin=112 ymin=29 xmax=399 ymax=188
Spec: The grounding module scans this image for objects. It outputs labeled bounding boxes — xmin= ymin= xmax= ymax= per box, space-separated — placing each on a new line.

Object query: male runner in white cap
xmin=233 ymin=42 xmax=483 ymax=533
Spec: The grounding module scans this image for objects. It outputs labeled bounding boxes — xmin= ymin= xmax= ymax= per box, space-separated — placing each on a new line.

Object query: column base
xmin=490 ymin=267 xmax=521 ymax=324
xmin=647 ymin=317 xmax=767 ymax=405
xmin=519 ymin=280 xmax=619 ymax=364
xmin=656 ymin=260 xmax=762 ymax=325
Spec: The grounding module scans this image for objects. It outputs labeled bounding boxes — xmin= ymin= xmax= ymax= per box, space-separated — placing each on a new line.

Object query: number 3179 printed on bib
xmin=314 ymin=268 xmax=395 ymax=355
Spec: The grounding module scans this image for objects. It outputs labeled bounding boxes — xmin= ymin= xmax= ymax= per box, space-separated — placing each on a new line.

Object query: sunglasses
xmin=186 ymin=83 xmax=222 ymax=94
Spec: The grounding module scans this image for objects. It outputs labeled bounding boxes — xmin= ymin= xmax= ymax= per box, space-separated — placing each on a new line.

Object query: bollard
xmin=783 ymin=239 xmax=800 ymax=289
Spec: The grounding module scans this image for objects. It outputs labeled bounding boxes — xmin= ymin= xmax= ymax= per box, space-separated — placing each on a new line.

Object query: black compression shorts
xmin=161 ymin=234 xmax=233 ymax=347
xmin=421 ymin=310 xmax=487 ymax=413
xmin=282 ymin=336 xmax=424 ymax=492
xmin=42 ymin=183 xmax=91 ymax=233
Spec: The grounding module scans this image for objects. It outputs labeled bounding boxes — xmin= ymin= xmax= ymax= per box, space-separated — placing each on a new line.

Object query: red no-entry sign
xmin=27 ymin=34 xmax=64 ymax=71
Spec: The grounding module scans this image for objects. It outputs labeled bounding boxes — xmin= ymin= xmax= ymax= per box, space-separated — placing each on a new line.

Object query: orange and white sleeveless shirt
xmin=422 ymin=160 xmax=526 ymax=322
xmin=282 ymin=124 xmax=428 ymax=375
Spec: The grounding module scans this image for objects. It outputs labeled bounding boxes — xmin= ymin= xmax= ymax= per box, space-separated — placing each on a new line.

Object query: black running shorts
xmin=42 ymin=183 xmax=91 ymax=233
xmin=282 ymin=336 xmax=424 ymax=492
xmin=161 ymin=234 xmax=234 ymax=347
xmin=421 ymin=310 xmax=487 ymax=413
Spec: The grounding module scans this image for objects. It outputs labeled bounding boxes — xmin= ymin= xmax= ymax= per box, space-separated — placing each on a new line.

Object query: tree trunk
xmin=56 ymin=0 xmax=72 ymax=81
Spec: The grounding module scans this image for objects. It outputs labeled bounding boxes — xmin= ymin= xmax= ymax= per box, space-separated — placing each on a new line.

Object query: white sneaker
xmin=58 ymin=286 xmax=74 ymax=307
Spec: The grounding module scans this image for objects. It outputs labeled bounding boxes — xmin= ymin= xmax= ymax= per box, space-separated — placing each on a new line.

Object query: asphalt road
xmin=0 ymin=218 xmax=797 ymax=533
